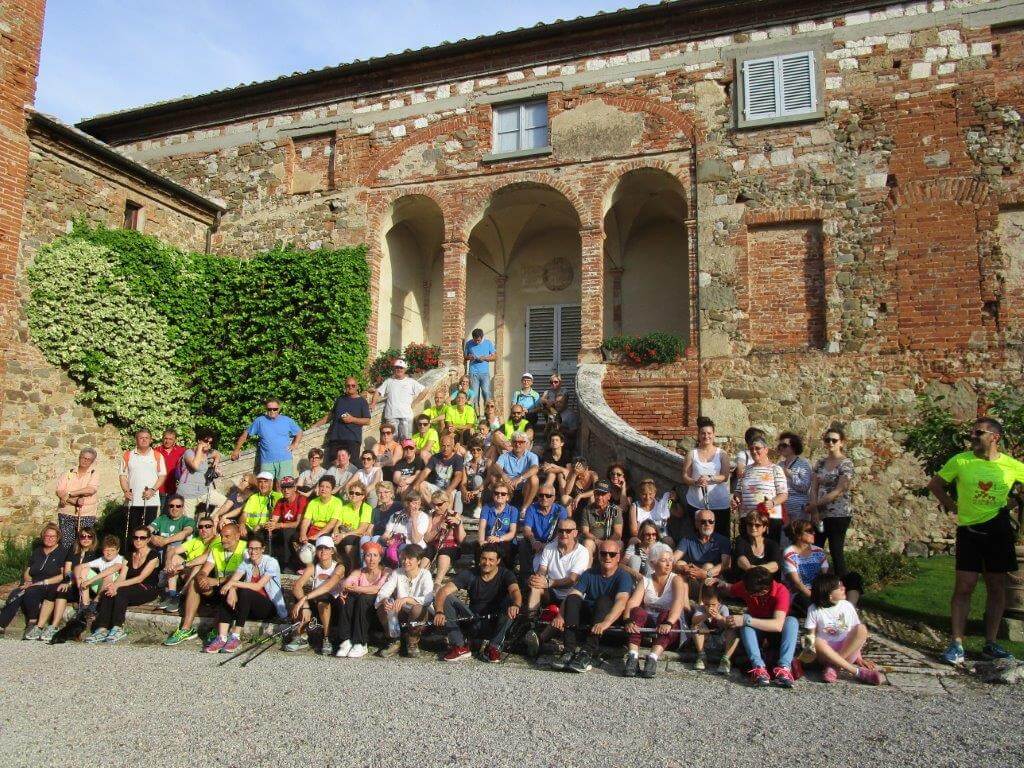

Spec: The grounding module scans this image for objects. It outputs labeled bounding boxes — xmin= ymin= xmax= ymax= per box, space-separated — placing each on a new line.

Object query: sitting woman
xmin=539 ymin=432 xmax=571 ymax=494
xmin=375 ymin=543 xmax=434 ymax=658
xmin=381 ymin=492 xmax=430 ymax=568
xmin=373 ymin=423 xmax=402 ymax=470
xmin=782 ymin=519 xmax=829 ymax=615
xmin=627 ymin=479 xmax=674 ymax=543
xmin=333 ymin=481 xmax=374 ymax=572
xmin=205 ymin=534 xmax=287 ymax=653
xmin=285 ymin=535 xmax=345 ymax=653
xmin=85 ymin=526 xmax=160 ymax=644
xmin=39 ymin=527 xmax=100 ymax=642
xmin=804 ymin=573 xmax=882 ymax=685
xmin=623 ymin=542 xmax=687 ymax=679
xmin=483 ymin=400 xmax=502 ymax=432
xmin=563 ymin=457 xmax=598 ymax=511
xmin=450 ymin=374 xmax=477 ymax=404
xmin=461 ymin=439 xmax=490 ymax=518
xmin=0 ymin=523 xmax=68 ymax=640
xmin=423 ymin=491 xmax=466 ymax=585
xmin=733 ymin=513 xmax=782 ymax=579
xmin=349 ymin=450 xmax=383 ymax=507
xmin=623 ymin=520 xmax=662 ymax=580
xmin=332 ymin=540 xmax=391 ymax=658
xmin=297 ymin=448 xmax=327 ymax=497
xmin=213 ymin=473 xmax=257 ymax=528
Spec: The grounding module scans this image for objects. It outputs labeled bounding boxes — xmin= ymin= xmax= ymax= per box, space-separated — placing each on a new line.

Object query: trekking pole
xmin=217 ymin=618 xmax=313 ymax=667
xmin=405 ymin=612 xmax=497 ymax=630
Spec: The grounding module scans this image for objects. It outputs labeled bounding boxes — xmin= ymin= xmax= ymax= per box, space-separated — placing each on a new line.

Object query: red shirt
xmin=154 ymin=444 xmax=186 ymax=495
xmin=272 ymin=495 xmax=309 ymax=524
xmin=730 ymin=580 xmax=791 ymax=619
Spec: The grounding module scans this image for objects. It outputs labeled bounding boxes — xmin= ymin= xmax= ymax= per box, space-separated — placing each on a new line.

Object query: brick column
xmin=610 ymin=267 xmax=624 ymax=336
xmin=579 ymin=228 xmax=605 ymax=362
xmin=494 ymin=274 xmax=507 ymax=405
xmin=441 ymin=240 xmax=468 ymax=367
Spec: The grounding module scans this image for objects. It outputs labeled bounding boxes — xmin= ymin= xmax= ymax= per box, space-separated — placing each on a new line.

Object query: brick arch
xmin=360 ymin=114 xmax=476 ymax=187
xmin=884 ymin=177 xmax=990 ymax=209
xmin=595 ymin=94 xmax=706 ymax=144
xmin=596 ymin=160 xmax=691 ymax=224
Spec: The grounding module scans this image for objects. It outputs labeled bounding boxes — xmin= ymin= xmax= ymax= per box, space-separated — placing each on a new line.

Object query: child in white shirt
xmin=76 ymin=535 xmax=125 ymax=611
xmin=804 ymin=573 xmax=882 ymax=685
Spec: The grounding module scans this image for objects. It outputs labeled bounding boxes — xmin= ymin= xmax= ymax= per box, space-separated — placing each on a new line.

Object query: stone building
xmin=1 ymin=0 xmax=1022 ymax=550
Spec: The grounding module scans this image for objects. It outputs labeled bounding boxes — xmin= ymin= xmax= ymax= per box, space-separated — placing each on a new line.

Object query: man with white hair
xmin=371 ymin=359 xmax=427 ymax=440
xmin=488 ymin=429 xmax=540 ymax=512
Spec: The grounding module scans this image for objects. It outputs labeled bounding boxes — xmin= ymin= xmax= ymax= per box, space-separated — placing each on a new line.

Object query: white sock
xmin=648 ymin=652 xmax=659 ymax=662
xmin=628 ymin=650 xmax=638 ymax=658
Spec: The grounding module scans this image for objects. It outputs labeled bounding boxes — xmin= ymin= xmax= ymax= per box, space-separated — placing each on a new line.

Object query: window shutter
xmin=527 ymin=306 xmax=556 ymax=370
xmin=780 ymin=52 xmax=816 ymax=115
xmin=743 ymin=57 xmax=778 ymax=121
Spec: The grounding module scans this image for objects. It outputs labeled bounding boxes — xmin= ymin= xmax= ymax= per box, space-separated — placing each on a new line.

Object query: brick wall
xmin=601 ymin=359 xmax=699 ymax=449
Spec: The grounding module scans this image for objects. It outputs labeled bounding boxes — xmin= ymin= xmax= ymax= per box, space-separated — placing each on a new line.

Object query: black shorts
xmin=956 ymin=512 xmax=1018 ymax=574
xmin=198 ymin=587 xmax=223 ymax=606
xmin=425 ymin=544 xmax=460 ymax=561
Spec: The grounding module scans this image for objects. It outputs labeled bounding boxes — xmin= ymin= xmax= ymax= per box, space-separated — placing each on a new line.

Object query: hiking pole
xmin=217 ymin=618 xmax=311 ymax=667
xmin=406 ymin=612 xmax=497 ymax=630
xmin=240 ymin=619 xmax=320 ymax=668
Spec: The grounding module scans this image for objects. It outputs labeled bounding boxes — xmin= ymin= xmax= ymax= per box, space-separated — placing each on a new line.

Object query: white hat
xmin=314 ymin=535 xmax=336 ymax=549
xmin=256 ymin=471 xmax=274 ymax=481
xmin=521 ymin=371 xmax=534 ymax=380
xmin=393 ymin=359 xmax=408 ymax=368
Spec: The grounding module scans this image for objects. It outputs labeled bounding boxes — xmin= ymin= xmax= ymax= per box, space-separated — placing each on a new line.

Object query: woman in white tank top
xmin=682 ymin=418 xmax=732 ymax=538
xmin=288 ymin=537 xmax=345 ymax=651
xmin=622 ymin=543 xmax=689 ymax=678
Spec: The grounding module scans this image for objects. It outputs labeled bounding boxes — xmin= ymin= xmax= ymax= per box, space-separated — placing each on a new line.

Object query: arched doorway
xmin=603 ymin=168 xmax=689 ymax=338
xmin=466 ymin=183 xmax=582 ymax=408
xmin=376 ymin=195 xmax=444 ymax=353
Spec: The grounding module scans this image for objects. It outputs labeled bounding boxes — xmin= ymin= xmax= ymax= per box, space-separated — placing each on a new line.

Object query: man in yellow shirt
xmin=928 ymin=417 xmax=1024 ymax=665
xmin=299 ymin=476 xmax=345 ymax=544
xmin=443 ymin=390 xmax=477 ymax=443
xmin=412 ymin=414 xmax=440 ymax=462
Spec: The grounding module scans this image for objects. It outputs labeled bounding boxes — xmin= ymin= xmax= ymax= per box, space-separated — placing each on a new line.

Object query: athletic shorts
xmin=956 ymin=512 xmax=1018 ymax=574
xmin=260 ymin=460 xmax=294 ymax=482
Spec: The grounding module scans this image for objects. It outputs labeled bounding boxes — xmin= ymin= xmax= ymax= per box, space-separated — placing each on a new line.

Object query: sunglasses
xmin=538 ymin=493 xmax=555 ymax=498
xmin=493 ymin=491 xmax=509 ymax=497
xmin=198 ymin=524 xmax=214 ymax=530
xmin=557 ymin=528 xmax=576 ymax=534
xmin=266 ymin=407 xmax=280 ymax=412
xmin=610 ymin=472 xmax=625 ymax=478
xmin=746 ymin=521 xmax=766 ymax=528
xmin=598 ymin=551 xmax=619 ymax=558
xmin=133 ymin=535 xmax=149 ymax=540
xmin=349 ymin=491 xmax=365 ymax=496
xmin=169 ymin=504 xmax=183 ymax=509
xmin=823 ymin=437 xmax=840 ymax=444
xmin=79 ymin=534 xmax=95 ymax=539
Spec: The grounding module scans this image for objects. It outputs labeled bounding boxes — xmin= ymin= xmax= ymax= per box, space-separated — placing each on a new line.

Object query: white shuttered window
xmin=742 ymin=51 xmax=817 ymax=123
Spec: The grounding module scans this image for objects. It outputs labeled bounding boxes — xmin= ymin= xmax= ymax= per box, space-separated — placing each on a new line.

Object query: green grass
xmin=862 ymin=555 xmax=1024 ymax=658
xmin=0 ymin=537 xmax=33 ymax=585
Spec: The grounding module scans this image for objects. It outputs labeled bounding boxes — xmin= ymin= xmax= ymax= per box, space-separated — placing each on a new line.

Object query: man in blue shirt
xmin=489 ymin=430 xmax=540 ymax=513
xmin=312 ymin=376 xmax=371 ymax=461
xmin=519 ymin=483 xmax=569 ymax=575
xmin=552 ymin=539 xmax=632 ymax=673
xmin=674 ymin=509 xmax=732 ymax=593
xmin=231 ymin=397 xmax=303 ymax=484
xmin=464 ymin=328 xmax=495 ymax=413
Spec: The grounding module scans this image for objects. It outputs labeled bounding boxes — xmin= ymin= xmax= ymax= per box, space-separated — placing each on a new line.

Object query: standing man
xmin=464 ymin=328 xmax=496 ymax=413
xmin=231 ymin=397 xmax=303 ymax=483
xmin=372 ymin=359 xmax=427 ymax=440
xmin=119 ymin=429 xmax=168 ymax=537
xmin=928 ymin=417 xmax=1024 ymax=664
xmin=154 ymin=429 xmax=186 ymax=506
xmin=313 ymin=376 xmax=371 ymax=461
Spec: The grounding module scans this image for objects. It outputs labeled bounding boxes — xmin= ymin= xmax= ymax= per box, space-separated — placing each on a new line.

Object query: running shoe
xmin=748 ymin=666 xmax=771 ymax=686
xmin=22 ymin=624 xmax=43 ymax=641
xmin=347 ymin=644 xmax=368 ymax=659
xmin=482 ymin=644 xmax=502 ymax=663
xmin=567 ymin=649 xmax=593 ymax=673
xmin=771 ymin=666 xmax=795 ymax=688
xmin=443 ymin=644 xmax=471 ymax=662
xmin=204 ymin=635 xmax=227 ymax=653
xmin=856 ymin=666 xmax=883 ymax=685
xmin=550 ymin=651 xmax=574 ymax=671
xmin=623 ymin=653 xmax=640 ymax=678
xmin=376 ymin=640 xmax=401 ymax=658
xmin=523 ymin=629 xmax=541 ymax=659
xmin=940 ymin=640 xmax=965 ymax=666
xmin=982 ymin=642 xmax=1016 ymax=661
xmin=642 ymin=655 xmax=659 ymax=679
xmin=162 ymin=597 xmax=181 ymax=614
xmin=84 ymin=628 xmax=109 ymax=644
xmin=222 ymin=634 xmax=241 ymax=653
xmin=163 ymin=627 xmax=197 ymax=646
xmin=333 ymin=639 xmax=353 ymax=657
xmin=104 ymin=627 xmax=127 ymax=643
xmin=694 ymin=652 xmax=706 ymax=671
xmin=283 ymin=636 xmax=310 ymax=653
xmin=718 ymin=655 xmax=732 ymax=676
xmin=39 ymin=626 xmax=57 ymax=643
xmin=822 ymin=664 xmax=838 ymax=684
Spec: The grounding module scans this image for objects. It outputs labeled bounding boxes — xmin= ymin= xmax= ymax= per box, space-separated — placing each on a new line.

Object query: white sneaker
xmin=334 ymin=639 xmax=353 ymax=657
xmin=347 ymin=643 xmax=368 ymax=658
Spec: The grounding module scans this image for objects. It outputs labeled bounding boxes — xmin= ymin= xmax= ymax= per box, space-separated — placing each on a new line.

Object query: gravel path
xmin=1 ymin=639 xmax=1020 ymax=768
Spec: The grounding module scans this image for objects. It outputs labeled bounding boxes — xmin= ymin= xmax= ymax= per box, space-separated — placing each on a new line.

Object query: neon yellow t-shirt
xmin=242 ymin=492 xmax=282 ymax=529
xmin=209 ymin=539 xmax=246 ymax=577
xmin=423 ymin=405 xmax=446 ymax=424
xmin=502 ymin=419 xmax=529 ymax=439
xmin=412 ymin=428 xmax=440 ymax=454
xmin=305 ymin=496 xmax=344 ymax=530
xmin=335 ymin=501 xmax=373 ymax=532
xmin=937 ymin=451 xmax=1024 ymax=526
xmin=443 ymin=403 xmax=477 ymax=429
xmin=181 ymin=535 xmax=211 ymax=563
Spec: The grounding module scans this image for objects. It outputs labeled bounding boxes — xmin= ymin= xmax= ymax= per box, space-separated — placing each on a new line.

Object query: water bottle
xmin=387 ymin=612 xmax=401 ymax=638
xmin=815 ymin=519 xmax=825 ymax=534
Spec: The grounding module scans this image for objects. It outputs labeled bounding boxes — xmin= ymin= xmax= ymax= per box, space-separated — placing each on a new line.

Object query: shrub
xmin=602 ymin=332 xmax=685 ymax=365
xmin=369 ymin=342 xmax=443 ymax=385
xmin=0 ymin=537 xmax=33 ymax=585
xmin=845 ymin=545 xmax=919 ymax=591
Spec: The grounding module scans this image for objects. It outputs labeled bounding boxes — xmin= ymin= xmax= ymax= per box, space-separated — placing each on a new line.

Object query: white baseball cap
xmin=256 ymin=471 xmax=274 ymax=481
xmin=393 ymin=359 xmax=408 ymax=369
xmin=521 ymin=372 xmax=534 ymax=380
xmin=314 ymin=535 xmax=336 ymax=549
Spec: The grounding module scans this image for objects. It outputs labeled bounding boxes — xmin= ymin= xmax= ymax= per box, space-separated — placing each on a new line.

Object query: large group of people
xmin=3 ymin=326 xmax=1021 ymax=684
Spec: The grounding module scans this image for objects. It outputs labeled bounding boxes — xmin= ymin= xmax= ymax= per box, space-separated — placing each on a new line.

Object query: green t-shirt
xmin=335 ymin=501 xmax=373 ymax=532
xmin=444 ymin=403 xmax=477 ymax=428
xmin=243 ymin=492 xmax=282 ymax=528
xmin=150 ymin=514 xmax=195 ymax=538
xmin=502 ymin=418 xmax=529 ymax=439
xmin=305 ymin=495 xmax=344 ymax=530
xmin=937 ymin=450 xmax=1024 ymax=526
xmin=412 ymin=428 xmax=440 ymax=454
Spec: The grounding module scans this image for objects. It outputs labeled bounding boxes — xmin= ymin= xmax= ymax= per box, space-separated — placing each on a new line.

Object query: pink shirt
xmin=343 ymin=567 xmax=391 ymax=589
xmin=56 ymin=468 xmax=100 ymax=517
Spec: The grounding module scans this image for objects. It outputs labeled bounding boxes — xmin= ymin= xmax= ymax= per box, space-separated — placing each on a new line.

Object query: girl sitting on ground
xmin=804 ymin=573 xmax=882 ymax=685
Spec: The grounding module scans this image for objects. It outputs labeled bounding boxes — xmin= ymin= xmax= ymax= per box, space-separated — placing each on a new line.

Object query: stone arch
xmin=595 ymin=94 xmax=706 ymax=146
xmin=455 ymin=173 xmax=591 ymax=244
xmin=361 ymin=114 xmax=476 ymax=187
xmin=597 ymin=160 xmax=691 ymax=223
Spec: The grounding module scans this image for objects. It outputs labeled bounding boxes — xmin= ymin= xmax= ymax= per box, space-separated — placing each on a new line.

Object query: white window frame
xmin=739 ymin=50 xmax=820 ymax=127
xmin=490 ymin=99 xmax=549 ymax=157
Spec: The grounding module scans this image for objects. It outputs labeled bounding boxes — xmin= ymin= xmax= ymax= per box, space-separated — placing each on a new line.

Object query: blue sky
xmin=37 ymin=0 xmax=646 ymax=124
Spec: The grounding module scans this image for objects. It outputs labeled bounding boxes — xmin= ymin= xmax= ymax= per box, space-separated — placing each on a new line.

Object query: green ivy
xmin=27 ymin=225 xmax=370 ymax=444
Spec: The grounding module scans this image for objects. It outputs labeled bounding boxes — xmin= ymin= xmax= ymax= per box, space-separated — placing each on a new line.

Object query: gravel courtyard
xmin=1 ymin=640 xmax=1020 ymax=768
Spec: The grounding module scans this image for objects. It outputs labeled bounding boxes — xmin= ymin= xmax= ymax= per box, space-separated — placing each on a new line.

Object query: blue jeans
xmin=740 ymin=615 xmax=799 ymax=670
xmin=442 ymin=595 xmax=512 ymax=648
xmin=469 ymin=371 xmax=491 ymax=410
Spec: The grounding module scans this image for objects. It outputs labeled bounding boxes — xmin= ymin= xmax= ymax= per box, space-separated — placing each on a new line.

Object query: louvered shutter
xmin=780 ymin=52 xmax=816 ymax=115
xmin=556 ymin=305 xmax=582 ymax=403
xmin=527 ymin=306 xmax=556 ymax=376
xmin=743 ymin=57 xmax=778 ymax=121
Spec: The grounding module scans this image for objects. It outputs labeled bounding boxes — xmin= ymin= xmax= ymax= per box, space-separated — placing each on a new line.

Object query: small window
xmin=123 ymin=201 xmax=143 ymax=231
xmin=740 ymin=51 xmax=818 ymax=126
xmin=492 ymin=100 xmax=548 ymax=155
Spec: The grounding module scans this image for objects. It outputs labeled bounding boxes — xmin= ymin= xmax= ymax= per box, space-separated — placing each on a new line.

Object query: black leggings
xmin=815 ymin=517 xmax=851 ymax=576
xmin=218 ymin=589 xmax=277 ymax=628
xmin=94 ymin=584 xmax=158 ymax=629
xmin=330 ymin=593 xmax=375 ymax=645
xmin=562 ymin=593 xmax=615 ymax=653
xmin=0 ymin=583 xmax=61 ymax=628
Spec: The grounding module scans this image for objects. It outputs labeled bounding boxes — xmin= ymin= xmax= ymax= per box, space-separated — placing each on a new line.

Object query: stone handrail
xmin=575 ymin=362 xmax=684 ymax=491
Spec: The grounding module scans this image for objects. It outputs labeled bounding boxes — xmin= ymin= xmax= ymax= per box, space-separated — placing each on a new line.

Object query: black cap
xmin=595 ymin=480 xmax=611 ymax=494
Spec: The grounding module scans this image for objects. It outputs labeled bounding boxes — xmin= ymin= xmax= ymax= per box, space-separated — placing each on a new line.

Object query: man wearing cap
xmin=312 ymin=376 xmax=372 ymax=463
xmin=489 ymin=430 xmax=540 ymax=513
xmin=392 ymin=440 xmax=425 ymax=496
xmin=267 ymin=476 xmax=308 ymax=571
xmin=231 ymin=398 xmax=303 ymax=484
xmin=511 ymin=373 xmax=542 ymax=427
xmin=577 ymin=480 xmax=624 ymax=558
xmin=372 ymin=359 xmax=427 ymax=440
xmin=464 ymin=328 xmax=496 ymax=413
xmin=240 ymin=472 xmax=282 ymax=541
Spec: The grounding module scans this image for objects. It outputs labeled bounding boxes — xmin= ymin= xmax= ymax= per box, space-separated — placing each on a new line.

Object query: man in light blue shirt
xmin=464 ymin=328 xmax=495 ymax=412
xmin=488 ymin=430 xmax=540 ymax=514
xmin=231 ymin=397 xmax=303 ymax=483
